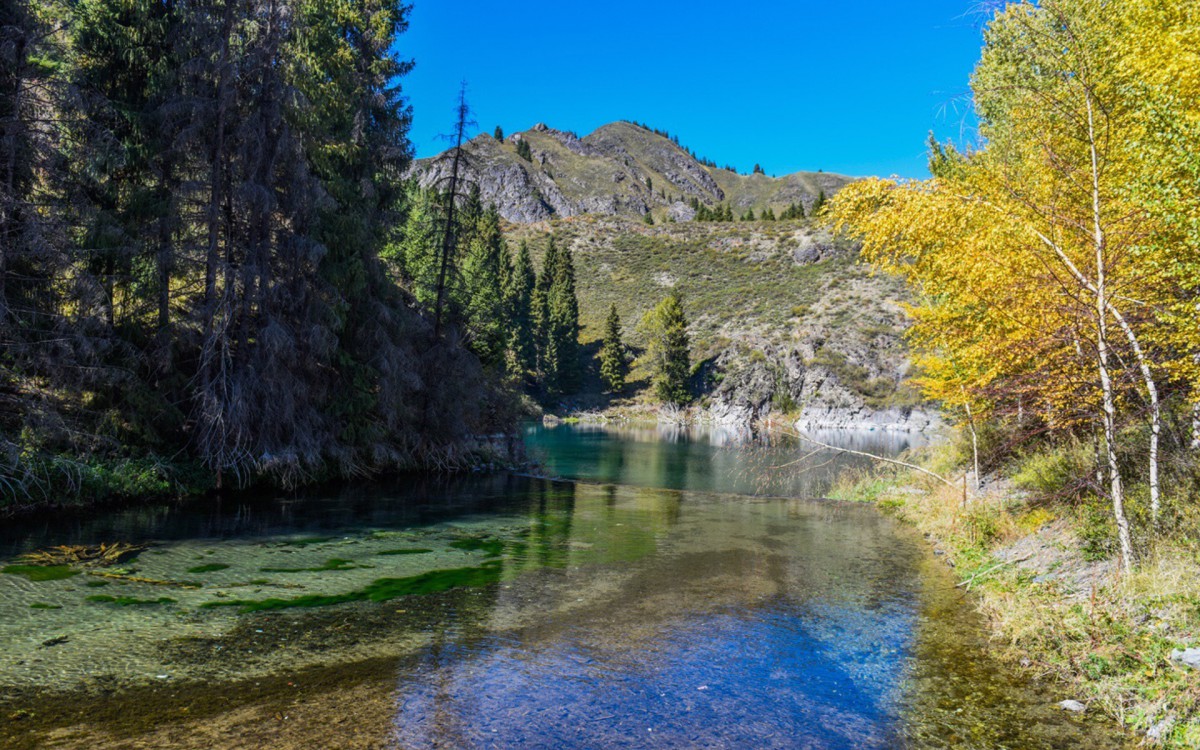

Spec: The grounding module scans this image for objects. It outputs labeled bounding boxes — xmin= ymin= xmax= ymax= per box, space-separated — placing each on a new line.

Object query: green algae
xmin=260 ymin=558 xmax=361 ymax=573
xmin=86 ymin=595 xmax=175 ymax=606
xmin=29 ymin=602 xmax=63 ymax=610
xmin=448 ymin=537 xmax=506 ymax=557
xmin=2 ymin=565 xmax=80 ymax=582
xmin=201 ymin=561 xmax=503 ymax=613
xmin=376 ymin=548 xmax=434 ymax=556
xmin=187 ymin=563 xmax=231 ymax=574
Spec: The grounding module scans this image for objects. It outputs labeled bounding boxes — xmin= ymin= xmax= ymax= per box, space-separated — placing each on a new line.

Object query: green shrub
xmin=964 ymin=505 xmax=1002 ymax=546
xmin=1077 ymin=499 xmax=1117 ymax=561
xmin=1011 ymin=440 xmax=1094 ymax=498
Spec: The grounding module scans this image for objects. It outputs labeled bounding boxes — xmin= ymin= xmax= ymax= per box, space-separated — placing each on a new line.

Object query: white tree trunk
xmin=1192 ymin=402 xmax=1200 ymax=452
xmin=1087 ymin=93 xmax=1133 ymax=573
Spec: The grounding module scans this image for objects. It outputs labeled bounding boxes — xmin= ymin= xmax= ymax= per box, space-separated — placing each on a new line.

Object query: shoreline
xmin=838 ymin=464 xmax=1197 ymax=748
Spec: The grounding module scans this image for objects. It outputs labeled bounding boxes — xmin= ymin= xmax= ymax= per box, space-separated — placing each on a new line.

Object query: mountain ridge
xmin=408 ymin=121 xmax=854 ymax=223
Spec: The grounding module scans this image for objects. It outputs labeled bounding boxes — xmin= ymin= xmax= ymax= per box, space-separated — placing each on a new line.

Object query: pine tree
xmin=546 ymin=243 xmax=580 ymax=394
xmin=763 ymin=206 xmax=776 ymax=221
xmin=753 ymin=163 xmax=764 ymax=174
xmin=461 ymin=206 xmax=509 ymax=369
xmin=643 ymin=211 xmax=654 ymax=225
xmin=532 ymin=237 xmax=560 ymax=376
xmin=599 ymin=304 xmax=628 ymax=393
xmin=506 ymin=241 xmax=537 ymax=374
xmin=515 ymin=138 xmax=532 ymax=161
xmin=640 ymin=291 xmax=690 ymax=405
xmin=493 ymin=125 xmax=504 ymax=140
xmin=811 ymin=189 xmax=827 ymax=216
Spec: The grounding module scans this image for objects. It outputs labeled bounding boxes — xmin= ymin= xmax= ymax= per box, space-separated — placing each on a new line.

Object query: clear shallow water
xmin=0 ymin=426 xmax=1123 ymax=749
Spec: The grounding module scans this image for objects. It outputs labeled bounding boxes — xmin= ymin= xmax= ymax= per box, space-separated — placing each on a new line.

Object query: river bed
xmin=0 ymin=425 xmax=1124 ymax=748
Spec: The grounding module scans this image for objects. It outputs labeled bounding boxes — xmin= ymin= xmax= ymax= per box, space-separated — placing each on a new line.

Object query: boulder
xmin=1170 ymin=647 xmax=1200 ymax=669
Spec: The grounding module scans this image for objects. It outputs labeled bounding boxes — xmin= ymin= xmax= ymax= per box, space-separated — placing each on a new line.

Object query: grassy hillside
xmin=505 ymin=216 xmax=919 ymax=416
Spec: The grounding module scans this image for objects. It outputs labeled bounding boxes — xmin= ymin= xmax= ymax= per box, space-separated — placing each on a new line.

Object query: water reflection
xmin=525 ymin=423 xmax=928 ymax=497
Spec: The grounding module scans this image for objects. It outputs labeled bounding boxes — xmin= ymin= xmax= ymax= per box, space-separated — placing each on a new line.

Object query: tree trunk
xmin=1087 ymin=92 xmax=1133 ymax=573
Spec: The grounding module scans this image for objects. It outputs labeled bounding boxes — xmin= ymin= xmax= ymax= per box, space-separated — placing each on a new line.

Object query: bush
xmin=1011 ymin=439 xmax=1095 ymax=499
xmin=1077 ymin=498 xmax=1117 ymax=561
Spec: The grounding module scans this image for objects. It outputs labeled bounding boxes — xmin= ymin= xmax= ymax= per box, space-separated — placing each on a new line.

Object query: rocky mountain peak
xmin=407 ymin=121 xmax=853 ymax=224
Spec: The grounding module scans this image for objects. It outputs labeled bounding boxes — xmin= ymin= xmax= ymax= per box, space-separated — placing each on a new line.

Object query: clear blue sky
xmin=401 ymin=2 xmax=988 ymax=179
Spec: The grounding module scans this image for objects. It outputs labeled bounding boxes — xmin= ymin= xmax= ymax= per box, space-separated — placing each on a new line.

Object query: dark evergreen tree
xmin=640 ymin=292 xmax=690 ymax=405
xmin=1 ymin=0 xmax=502 ymax=499
xmin=546 ymin=243 xmax=580 ymax=394
xmin=811 ymin=189 xmax=827 ymax=216
xmin=532 ymin=237 xmax=560 ymax=376
xmin=493 ymin=125 xmax=504 ymax=140
xmin=461 ymin=206 xmax=510 ymax=370
xmin=515 ymin=138 xmax=532 ymax=161
xmin=506 ymin=241 xmax=537 ymax=374
xmin=599 ymin=304 xmax=628 ymax=393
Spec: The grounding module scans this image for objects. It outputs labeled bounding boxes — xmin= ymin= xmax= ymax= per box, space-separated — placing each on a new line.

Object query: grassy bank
xmin=0 ymin=454 xmax=213 ymax=517
xmin=831 ymin=444 xmax=1200 ymax=747
xmin=0 ymin=433 xmax=525 ymax=517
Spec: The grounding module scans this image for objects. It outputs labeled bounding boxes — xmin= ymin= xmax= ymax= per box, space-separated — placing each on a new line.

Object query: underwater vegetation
xmin=201 ymin=562 xmax=503 ymax=613
xmin=2 ymin=565 xmax=80 ymax=582
xmin=86 ymin=595 xmax=176 ymax=606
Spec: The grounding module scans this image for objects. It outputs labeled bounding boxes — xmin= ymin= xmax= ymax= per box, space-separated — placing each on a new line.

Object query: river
xmin=0 ymin=424 xmax=1124 ymax=748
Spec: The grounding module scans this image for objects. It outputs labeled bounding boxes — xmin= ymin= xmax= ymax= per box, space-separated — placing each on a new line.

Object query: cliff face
xmin=408 ymin=122 xmax=852 ymax=224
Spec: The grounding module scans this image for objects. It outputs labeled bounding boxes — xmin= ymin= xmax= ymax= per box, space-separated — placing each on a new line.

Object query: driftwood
xmin=20 ymin=542 xmax=147 ymax=567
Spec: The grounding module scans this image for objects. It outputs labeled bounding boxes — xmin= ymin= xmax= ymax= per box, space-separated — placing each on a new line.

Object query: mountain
xmin=412 ymin=120 xmax=933 ymax=430
xmin=408 ymin=121 xmax=853 ymax=223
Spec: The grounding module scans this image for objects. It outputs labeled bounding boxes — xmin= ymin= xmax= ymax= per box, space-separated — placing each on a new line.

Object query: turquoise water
xmin=0 ymin=425 xmax=1123 ymax=749
xmin=524 ymin=422 xmax=926 ymax=496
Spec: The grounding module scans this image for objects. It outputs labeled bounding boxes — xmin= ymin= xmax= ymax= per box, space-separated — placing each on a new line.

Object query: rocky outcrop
xmin=705 ymin=338 xmax=941 ymax=433
xmin=789 ymin=228 xmax=840 ymax=265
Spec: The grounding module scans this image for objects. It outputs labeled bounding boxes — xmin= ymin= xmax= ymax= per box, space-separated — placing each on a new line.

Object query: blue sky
xmin=401 ymin=2 xmax=988 ymax=179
